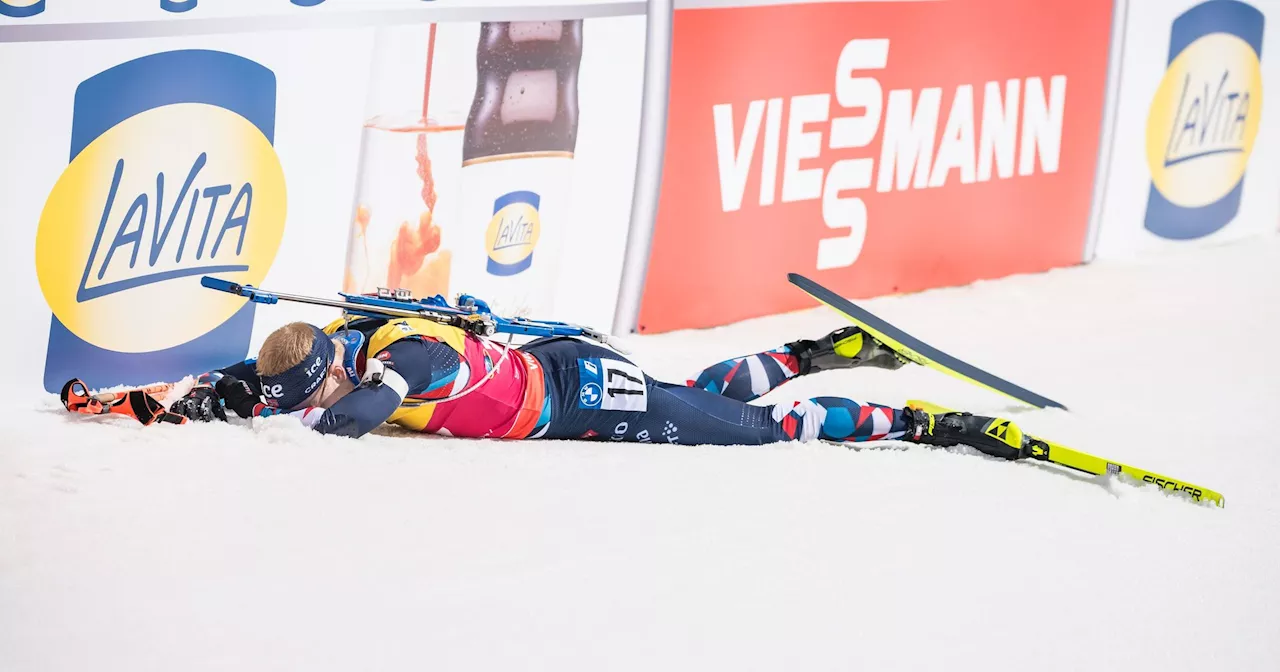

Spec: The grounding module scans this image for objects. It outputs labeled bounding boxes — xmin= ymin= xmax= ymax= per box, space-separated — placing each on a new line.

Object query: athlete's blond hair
xmin=256 ymin=322 xmax=317 ymax=377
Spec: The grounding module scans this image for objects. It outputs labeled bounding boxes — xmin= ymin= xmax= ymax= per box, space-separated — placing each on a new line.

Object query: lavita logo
xmin=35 ymin=50 xmax=287 ymax=392
xmin=0 ymin=0 xmax=44 ymax=18
xmin=77 ymin=152 xmax=256 ymax=303
xmin=485 ymin=190 xmax=542 ymax=276
xmin=1144 ymin=0 xmax=1264 ymax=240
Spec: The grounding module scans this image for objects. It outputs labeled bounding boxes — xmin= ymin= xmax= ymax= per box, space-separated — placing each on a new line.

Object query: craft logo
xmin=484 ymin=190 xmax=542 ymax=276
xmin=0 ymin=0 xmax=44 ymax=18
xmin=34 ymin=50 xmax=287 ymax=392
xmin=1144 ymin=0 xmax=1265 ymax=240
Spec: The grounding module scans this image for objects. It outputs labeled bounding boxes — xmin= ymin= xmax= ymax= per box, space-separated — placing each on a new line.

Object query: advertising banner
xmin=3 ymin=32 xmax=374 ymax=394
xmin=339 ymin=17 xmax=645 ymax=332
xmin=1091 ymin=0 xmax=1278 ymax=259
xmin=347 ymin=20 xmax=591 ymax=319
xmin=637 ymin=0 xmax=1114 ymax=333
xmin=1 ymin=13 xmax=644 ymax=395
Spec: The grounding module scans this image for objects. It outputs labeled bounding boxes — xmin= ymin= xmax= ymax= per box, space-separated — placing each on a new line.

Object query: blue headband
xmin=260 ymin=325 xmax=335 ymax=411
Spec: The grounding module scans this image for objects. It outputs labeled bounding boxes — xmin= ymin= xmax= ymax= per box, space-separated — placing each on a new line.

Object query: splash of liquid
xmin=387 ymin=133 xmax=442 ymax=286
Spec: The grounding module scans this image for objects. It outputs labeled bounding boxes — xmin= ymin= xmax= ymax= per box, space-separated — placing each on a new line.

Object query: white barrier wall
xmin=0 ymin=3 xmax=645 ymax=395
xmin=1091 ymin=0 xmax=1279 ymax=259
xmin=3 ymin=0 xmax=1278 ymax=398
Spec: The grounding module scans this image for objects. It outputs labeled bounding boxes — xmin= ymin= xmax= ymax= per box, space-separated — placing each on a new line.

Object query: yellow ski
xmin=908 ymin=400 xmax=1224 ymax=507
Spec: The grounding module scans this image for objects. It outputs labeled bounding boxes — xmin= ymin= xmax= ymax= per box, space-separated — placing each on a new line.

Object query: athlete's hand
xmin=170 ymin=385 xmax=227 ymax=423
xmin=214 ymin=374 xmax=266 ymax=419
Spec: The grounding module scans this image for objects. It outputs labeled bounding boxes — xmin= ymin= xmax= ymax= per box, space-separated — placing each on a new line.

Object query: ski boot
xmin=902 ymin=400 xmax=1025 ymax=461
xmin=786 ymin=326 xmax=908 ymax=374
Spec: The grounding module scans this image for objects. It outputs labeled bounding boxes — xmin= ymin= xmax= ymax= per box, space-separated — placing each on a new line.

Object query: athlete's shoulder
xmin=319 ymin=316 xmax=388 ymax=336
xmin=368 ymin=318 xmax=468 ymax=355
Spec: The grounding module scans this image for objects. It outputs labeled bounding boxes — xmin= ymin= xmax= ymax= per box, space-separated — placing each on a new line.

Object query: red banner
xmin=638 ymin=0 xmax=1114 ymax=333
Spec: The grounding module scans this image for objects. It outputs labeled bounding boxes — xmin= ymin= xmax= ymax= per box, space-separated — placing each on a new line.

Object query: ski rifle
xmin=199 ymin=276 xmax=626 ymax=351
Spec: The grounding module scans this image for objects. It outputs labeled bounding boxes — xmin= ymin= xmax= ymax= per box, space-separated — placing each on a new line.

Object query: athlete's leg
xmin=688 ymin=326 xmax=908 ymax=402
xmin=624 ymin=383 xmax=913 ymax=446
xmin=525 ymin=336 xmax=910 ymax=446
xmin=685 ymin=345 xmax=801 ymax=404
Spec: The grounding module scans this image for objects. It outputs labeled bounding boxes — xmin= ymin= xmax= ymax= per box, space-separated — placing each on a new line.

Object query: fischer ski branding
xmin=908 ymin=400 xmax=1224 ymax=507
xmin=789 ymin=273 xmax=1066 ymax=409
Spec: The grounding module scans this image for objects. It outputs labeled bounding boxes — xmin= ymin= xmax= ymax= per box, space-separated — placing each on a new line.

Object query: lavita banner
xmin=0 ymin=12 xmax=645 ymax=394
xmin=1091 ymin=0 xmax=1279 ymax=259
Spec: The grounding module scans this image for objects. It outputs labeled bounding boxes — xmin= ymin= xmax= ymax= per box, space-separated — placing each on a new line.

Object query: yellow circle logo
xmin=1145 ymin=33 xmax=1263 ymax=208
xmin=35 ymin=103 xmax=287 ymax=353
xmin=484 ymin=191 xmax=541 ymax=276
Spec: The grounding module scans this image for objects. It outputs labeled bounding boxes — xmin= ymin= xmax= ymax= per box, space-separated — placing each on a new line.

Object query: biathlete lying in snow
xmin=166 ymin=314 xmax=1028 ymax=460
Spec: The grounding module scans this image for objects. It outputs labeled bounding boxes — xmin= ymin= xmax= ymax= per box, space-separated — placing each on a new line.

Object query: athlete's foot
xmin=902 ymin=405 xmax=1025 ymax=461
xmin=787 ymin=326 xmax=909 ymax=375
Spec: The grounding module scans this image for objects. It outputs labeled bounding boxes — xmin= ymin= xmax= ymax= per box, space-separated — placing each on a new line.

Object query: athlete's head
xmin=257 ymin=322 xmax=358 ymax=411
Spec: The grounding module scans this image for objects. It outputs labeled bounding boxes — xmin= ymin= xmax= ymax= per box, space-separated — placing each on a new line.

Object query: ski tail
xmin=908 ymin=400 xmax=1224 ymax=507
xmin=788 ymin=273 xmax=1067 ymax=410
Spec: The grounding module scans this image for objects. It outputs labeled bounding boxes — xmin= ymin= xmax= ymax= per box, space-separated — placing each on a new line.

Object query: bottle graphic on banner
xmin=344 ymin=115 xmax=463 ymax=299
xmin=344 ymin=24 xmax=466 ymax=303
xmin=459 ymin=20 xmax=582 ymax=316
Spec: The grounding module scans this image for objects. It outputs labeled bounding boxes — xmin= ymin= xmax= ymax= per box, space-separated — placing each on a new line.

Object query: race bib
xmin=577 ymin=358 xmax=648 ymax=411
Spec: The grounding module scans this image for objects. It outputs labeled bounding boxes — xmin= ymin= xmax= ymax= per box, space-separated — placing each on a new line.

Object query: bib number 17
xmin=577 ymin=358 xmax=648 ymax=411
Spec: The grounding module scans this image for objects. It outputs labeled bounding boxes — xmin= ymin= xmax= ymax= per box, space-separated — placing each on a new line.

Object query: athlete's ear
xmin=327 ymin=339 xmax=347 ymax=381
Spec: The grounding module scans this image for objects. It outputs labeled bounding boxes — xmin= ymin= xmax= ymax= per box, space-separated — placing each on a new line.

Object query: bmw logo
xmin=579 ymin=382 xmax=602 ymax=407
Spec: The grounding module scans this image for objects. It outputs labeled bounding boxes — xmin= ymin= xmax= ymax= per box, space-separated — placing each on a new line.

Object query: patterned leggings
xmin=528 ymin=337 xmax=908 ymax=446
xmin=687 ymin=344 xmax=909 ymax=443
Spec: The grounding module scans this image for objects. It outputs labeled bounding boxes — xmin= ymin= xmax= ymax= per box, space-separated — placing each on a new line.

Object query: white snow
xmin=3 ymin=237 xmax=1279 ymax=671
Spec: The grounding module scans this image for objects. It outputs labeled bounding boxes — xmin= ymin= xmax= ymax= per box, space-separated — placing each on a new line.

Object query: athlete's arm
xmin=285 ymin=337 xmax=462 ymax=439
xmin=213 ymin=359 xmax=261 ymax=388
xmin=170 ymin=359 xmax=263 ymax=423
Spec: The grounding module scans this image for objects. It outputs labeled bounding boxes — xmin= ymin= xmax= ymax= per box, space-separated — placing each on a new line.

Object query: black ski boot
xmin=903 ymin=403 xmax=1026 ymax=461
xmin=786 ymin=326 xmax=908 ymax=375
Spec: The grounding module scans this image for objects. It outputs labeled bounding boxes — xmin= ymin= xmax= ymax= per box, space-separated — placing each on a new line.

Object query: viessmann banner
xmin=637 ymin=0 xmax=1114 ymax=333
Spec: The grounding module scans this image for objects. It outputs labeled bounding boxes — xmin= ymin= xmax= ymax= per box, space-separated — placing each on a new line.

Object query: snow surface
xmin=3 ymin=237 xmax=1279 ymax=671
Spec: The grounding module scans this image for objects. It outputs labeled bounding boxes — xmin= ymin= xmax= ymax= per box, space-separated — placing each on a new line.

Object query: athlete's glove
xmin=170 ymin=385 xmax=227 ymax=423
xmin=214 ymin=374 xmax=267 ymax=419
